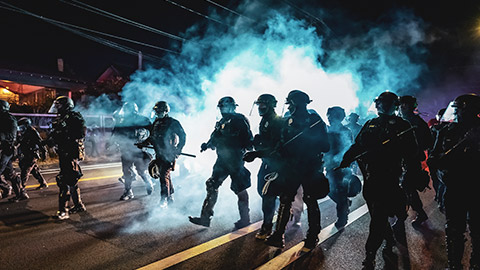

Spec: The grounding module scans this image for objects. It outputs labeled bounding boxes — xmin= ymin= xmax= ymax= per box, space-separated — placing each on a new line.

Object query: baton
xmin=333 ymin=125 xmax=416 ymax=171
xmin=134 ymin=143 xmax=196 ymax=158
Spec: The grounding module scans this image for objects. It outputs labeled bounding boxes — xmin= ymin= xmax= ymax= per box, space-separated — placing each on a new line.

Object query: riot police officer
xmin=338 ymin=91 xmax=421 ymax=270
xmin=428 ymin=94 xmax=480 ymax=269
xmin=243 ymin=94 xmax=284 ymax=239
xmin=0 ymin=100 xmax=26 ymax=202
xmin=428 ymin=107 xmax=448 ymax=212
xmin=265 ymin=90 xmax=330 ymax=252
xmin=109 ymin=102 xmax=153 ymax=201
xmin=45 ymin=96 xmax=86 ymax=219
xmin=189 ymin=96 xmax=253 ymax=230
xmin=138 ymin=101 xmax=186 ymax=207
xmin=398 ymin=95 xmax=433 ymax=226
xmin=325 ymin=106 xmax=353 ymax=228
xmin=17 ymin=117 xmax=48 ymax=189
xmin=346 ymin=112 xmax=362 ymax=138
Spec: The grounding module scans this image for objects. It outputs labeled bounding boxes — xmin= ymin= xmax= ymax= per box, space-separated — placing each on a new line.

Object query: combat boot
xmin=265 ymin=202 xmax=291 ymax=248
xmin=159 ymin=196 xmax=174 ymax=209
xmin=54 ymin=210 xmax=69 ymax=220
xmin=120 ymin=189 xmax=134 ymax=201
xmin=301 ymin=233 xmax=319 ymax=252
xmin=188 ymin=216 xmax=211 ymax=227
xmin=255 ymin=223 xmax=273 ymax=240
xmin=361 ymin=252 xmax=376 ymax=270
xmin=265 ymin=231 xmax=285 ymax=248
xmin=36 ymin=183 xmax=48 ymax=190
xmin=69 ymin=203 xmax=87 ymax=214
xmin=0 ymin=186 xmax=12 ymax=199
xmin=234 ymin=190 xmax=250 ymax=230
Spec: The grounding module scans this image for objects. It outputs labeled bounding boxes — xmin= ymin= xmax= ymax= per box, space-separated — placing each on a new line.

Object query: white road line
xmin=255 ymin=204 xmax=369 ymax=270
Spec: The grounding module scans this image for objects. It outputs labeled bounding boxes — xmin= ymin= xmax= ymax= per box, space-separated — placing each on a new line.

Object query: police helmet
xmin=153 ymin=101 xmax=170 ymax=114
xmin=255 ymin=94 xmax=277 ymax=108
xmin=375 ymin=91 xmax=399 ymax=106
xmin=18 ymin=117 xmax=32 ymax=127
xmin=327 ymin=106 xmax=346 ymax=121
xmin=399 ymin=95 xmax=418 ymax=108
xmin=285 ymin=90 xmax=311 ymax=105
xmin=0 ymin=100 xmax=10 ymax=113
xmin=217 ymin=96 xmax=238 ymax=108
xmin=49 ymin=96 xmax=74 ymax=114
xmin=453 ymin=94 xmax=480 ymax=113
xmin=121 ymin=102 xmax=139 ymax=115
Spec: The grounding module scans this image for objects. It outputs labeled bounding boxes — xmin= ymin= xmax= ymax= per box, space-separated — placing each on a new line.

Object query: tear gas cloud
xmin=79 ymin=2 xmax=434 ymax=232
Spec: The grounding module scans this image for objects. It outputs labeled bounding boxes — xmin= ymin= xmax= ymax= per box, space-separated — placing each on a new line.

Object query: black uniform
xmin=400 ymin=112 xmax=434 ymax=225
xmin=340 ymin=113 xmax=419 ymax=266
xmin=17 ymin=125 xmax=48 ymax=188
xmin=429 ymin=120 xmax=480 ymax=269
xmin=190 ymin=112 xmax=253 ymax=228
xmin=0 ymin=111 xmax=25 ymax=201
xmin=428 ymin=120 xmax=448 ymax=212
xmin=252 ymin=111 xmax=285 ymax=235
xmin=266 ymin=110 xmax=330 ymax=249
xmin=325 ymin=121 xmax=353 ymax=228
xmin=146 ymin=115 xmax=186 ymax=204
xmin=111 ymin=113 xmax=153 ymax=200
xmin=46 ymin=110 xmax=86 ymax=215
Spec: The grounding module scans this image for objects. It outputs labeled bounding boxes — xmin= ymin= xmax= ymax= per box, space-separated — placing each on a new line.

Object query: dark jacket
xmin=47 ymin=110 xmax=86 ymax=159
xmin=208 ymin=112 xmax=253 ymax=158
xmin=148 ymin=116 xmax=186 ymax=163
xmin=17 ymin=126 xmax=45 ymax=159
xmin=0 ymin=112 xmax=17 ymax=155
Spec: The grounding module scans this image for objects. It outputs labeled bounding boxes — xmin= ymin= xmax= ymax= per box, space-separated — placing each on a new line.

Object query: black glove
xmin=135 ymin=142 xmax=146 ymax=149
xmin=243 ymin=151 xmax=259 ymax=162
xmin=200 ymin=142 xmax=208 ymax=152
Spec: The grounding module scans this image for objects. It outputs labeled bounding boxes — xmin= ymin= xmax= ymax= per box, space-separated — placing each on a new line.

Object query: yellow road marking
xmin=137 ymin=221 xmax=263 ymax=270
xmin=255 ymin=204 xmax=369 ymax=270
xmin=25 ymin=174 xmax=123 ymax=189
xmin=138 ymin=204 xmax=369 ymax=270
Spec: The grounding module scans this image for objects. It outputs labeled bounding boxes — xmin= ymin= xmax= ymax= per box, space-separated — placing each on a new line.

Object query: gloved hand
xmin=243 ymin=151 xmax=259 ymax=162
xmin=135 ymin=142 xmax=146 ymax=149
xmin=200 ymin=142 xmax=209 ymax=152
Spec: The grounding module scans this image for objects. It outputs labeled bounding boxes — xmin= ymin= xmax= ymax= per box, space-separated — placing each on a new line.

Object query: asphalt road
xmin=0 ymin=162 xmax=460 ymax=270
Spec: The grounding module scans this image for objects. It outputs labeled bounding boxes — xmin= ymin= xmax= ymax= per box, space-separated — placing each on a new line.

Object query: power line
xmin=0 ymin=2 xmax=167 ymax=63
xmin=281 ymin=0 xmax=333 ymax=34
xmin=3 ymin=4 xmax=179 ymax=54
xmin=163 ymin=0 xmax=229 ymax=26
xmin=60 ymin=0 xmax=190 ymax=43
xmin=204 ymin=0 xmax=253 ymax=21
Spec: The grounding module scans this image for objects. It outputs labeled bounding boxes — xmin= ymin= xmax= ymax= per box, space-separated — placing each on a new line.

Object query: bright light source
xmin=1 ymin=88 xmax=11 ymax=94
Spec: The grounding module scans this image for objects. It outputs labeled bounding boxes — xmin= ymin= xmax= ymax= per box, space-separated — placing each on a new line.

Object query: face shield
xmin=440 ymin=101 xmax=456 ymax=123
xmin=48 ymin=102 xmax=58 ymax=114
xmin=218 ymin=104 xmax=235 ymax=115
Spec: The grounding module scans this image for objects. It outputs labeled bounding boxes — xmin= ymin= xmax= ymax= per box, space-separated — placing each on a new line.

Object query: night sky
xmin=1 ymin=0 xmax=480 ymax=85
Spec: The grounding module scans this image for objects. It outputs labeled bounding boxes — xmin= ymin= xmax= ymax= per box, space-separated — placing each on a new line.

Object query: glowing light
xmin=2 ymin=88 xmax=11 ymax=94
